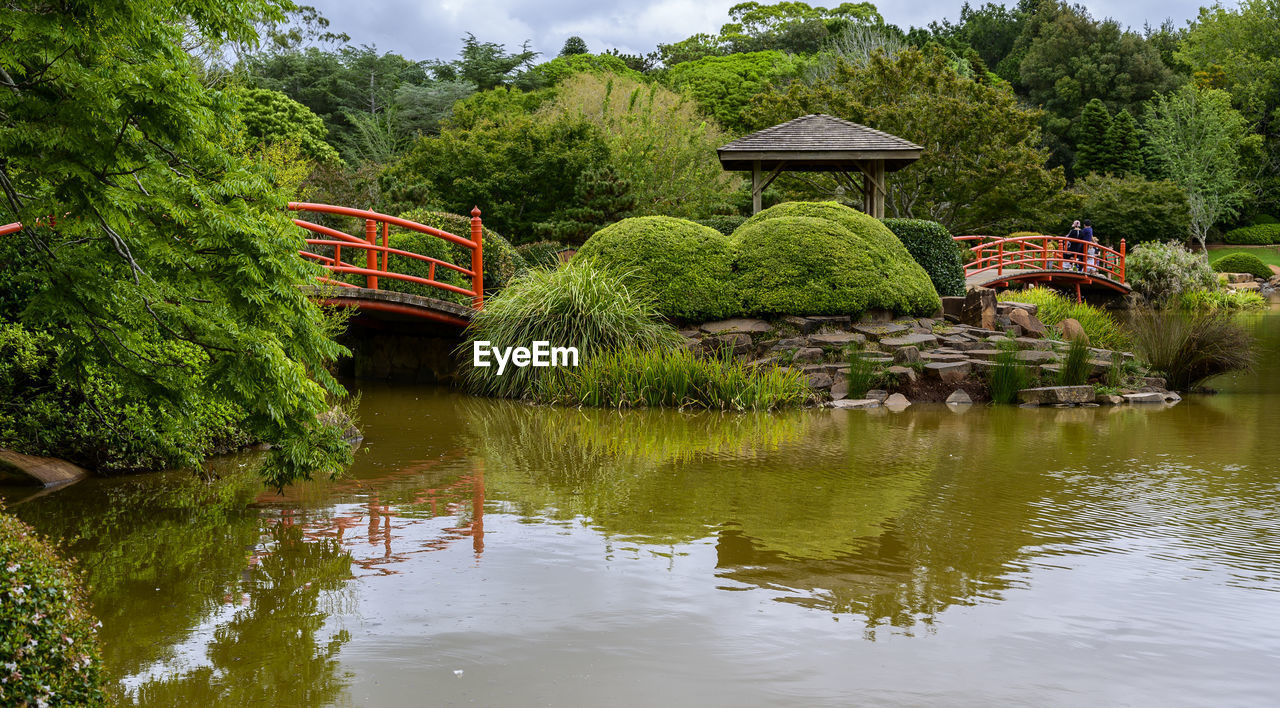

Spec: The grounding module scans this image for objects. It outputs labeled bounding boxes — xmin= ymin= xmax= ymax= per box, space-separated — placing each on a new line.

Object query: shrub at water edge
xmin=1128 ymin=310 xmax=1254 ymax=391
xmin=0 ymin=508 xmax=106 ymax=707
xmin=1177 ymin=289 xmax=1268 ymax=311
xmin=881 ymin=218 xmax=966 ymax=297
xmin=737 ymin=203 xmax=939 ymax=317
xmin=461 ymin=261 xmax=684 ymax=399
xmin=1211 ymin=252 xmax=1272 ymax=279
xmin=1222 ymin=224 xmax=1280 ymax=245
xmin=1125 ymin=241 xmax=1217 ymax=306
xmin=996 ymin=288 xmax=1129 ymax=350
xmin=574 ymin=216 xmax=741 ymax=321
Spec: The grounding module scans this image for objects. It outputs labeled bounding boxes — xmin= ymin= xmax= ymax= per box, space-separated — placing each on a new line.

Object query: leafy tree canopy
xmin=664 ymin=51 xmax=805 ymax=134
xmin=430 ymin=33 xmax=539 ymax=91
xmin=229 ymin=86 xmax=342 ymax=165
xmin=560 ymin=36 xmax=589 ymax=57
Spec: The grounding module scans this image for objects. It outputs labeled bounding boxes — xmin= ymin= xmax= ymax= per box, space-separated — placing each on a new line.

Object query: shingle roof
xmin=718 ymin=114 xmax=922 ymax=154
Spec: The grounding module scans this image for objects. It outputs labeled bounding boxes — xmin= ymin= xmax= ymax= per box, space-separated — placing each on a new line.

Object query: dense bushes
xmin=1073 ymin=173 xmax=1191 ymax=245
xmin=881 ymin=218 xmax=966 ymax=296
xmin=695 ymin=215 xmax=747 ymax=235
xmin=1 ymin=508 xmax=106 ymax=707
xmin=574 ymin=217 xmax=741 ymax=321
xmin=997 ymin=289 xmax=1129 ymax=350
xmin=1126 ymin=241 xmax=1218 ymax=306
xmin=738 ymin=203 xmax=940 ymax=317
xmin=515 ymin=241 xmax=566 ymax=268
xmin=1222 ymin=224 xmax=1280 ymax=244
xmin=1212 ymin=252 xmax=1272 ymax=278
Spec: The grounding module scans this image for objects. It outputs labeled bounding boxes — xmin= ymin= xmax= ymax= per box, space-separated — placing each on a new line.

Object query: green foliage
xmin=737 ymin=203 xmax=940 ymax=317
xmin=1057 ymin=337 xmax=1092 ymax=386
xmin=1071 ymin=173 xmax=1191 ymax=245
xmin=1223 ymin=224 xmax=1280 ymax=245
xmin=230 ymin=87 xmax=342 ymax=165
xmin=1073 ymin=98 xmax=1112 ymax=176
xmin=1101 ymin=110 xmax=1143 ymax=176
xmin=1128 ymin=310 xmax=1255 ymax=391
xmin=0 ymin=507 xmax=106 ymax=707
xmin=996 ymin=288 xmax=1129 ymax=350
xmin=517 ymin=53 xmax=643 ymax=89
xmin=574 ymin=216 xmax=740 ymax=321
xmin=663 ymin=51 xmax=803 ymax=133
xmin=880 ymin=218 xmax=965 ymax=296
xmin=846 ymin=348 xmax=877 ymax=398
xmin=560 ymin=36 xmax=589 ymax=57
xmin=2 ymin=0 xmax=352 ymax=486
xmin=515 ymin=241 xmax=567 ymax=269
xmin=988 ymin=341 xmax=1028 ymax=404
xmin=396 ymin=210 xmax=526 ymax=294
xmin=750 ymin=47 xmax=1066 ymax=233
xmin=532 ymin=165 xmax=637 ymax=245
xmin=1126 ymin=242 xmax=1219 ymax=306
xmin=1177 ymin=289 xmax=1268 ymax=312
xmin=430 ymin=33 xmax=538 ymax=91
xmin=695 ymin=215 xmax=748 ymax=235
xmin=461 ymin=261 xmax=684 ymax=399
xmin=543 ymin=346 xmax=810 ymax=410
xmin=1211 ymin=252 xmax=1272 ymax=278
xmin=1177 ymin=0 xmax=1280 ymax=136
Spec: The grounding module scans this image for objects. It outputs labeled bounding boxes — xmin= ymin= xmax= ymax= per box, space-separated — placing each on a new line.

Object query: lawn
xmin=1208 ymin=245 xmax=1280 ymax=268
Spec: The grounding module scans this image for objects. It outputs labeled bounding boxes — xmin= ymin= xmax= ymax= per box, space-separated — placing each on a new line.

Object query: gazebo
xmin=716 ymin=114 xmax=922 ymax=217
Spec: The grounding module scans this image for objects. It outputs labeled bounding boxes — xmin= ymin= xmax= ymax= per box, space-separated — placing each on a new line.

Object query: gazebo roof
xmin=717 ymin=114 xmax=922 ymax=172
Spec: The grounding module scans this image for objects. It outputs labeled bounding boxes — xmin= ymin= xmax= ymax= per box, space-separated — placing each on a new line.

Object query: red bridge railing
xmin=0 ymin=222 xmax=21 ymax=237
xmin=954 ymin=234 xmax=1126 ymax=284
xmin=288 ymin=203 xmax=485 ymax=309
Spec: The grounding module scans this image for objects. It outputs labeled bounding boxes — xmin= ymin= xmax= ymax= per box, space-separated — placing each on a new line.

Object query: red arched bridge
xmin=289 ymin=202 xmax=485 ymax=328
xmin=954 ymin=234 xmax=1129 ymax=300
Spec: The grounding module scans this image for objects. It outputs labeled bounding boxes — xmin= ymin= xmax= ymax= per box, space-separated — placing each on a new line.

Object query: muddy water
xmin=5 ymin=312 xmax=1280 ymax=706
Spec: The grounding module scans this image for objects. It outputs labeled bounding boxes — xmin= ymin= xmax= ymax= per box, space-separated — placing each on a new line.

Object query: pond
xmin=4 ymin=310 xmax=1280 ymax=706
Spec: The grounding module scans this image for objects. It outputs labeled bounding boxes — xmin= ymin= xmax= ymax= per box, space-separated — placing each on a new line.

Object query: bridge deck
xmin=966 ymin=268 xmax=1131 ymax=294
xmin=304 ymin=286 xmax=475 ymax=327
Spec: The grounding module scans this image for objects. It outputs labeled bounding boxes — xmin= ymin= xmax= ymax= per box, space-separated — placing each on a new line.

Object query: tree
xmin=1101 ymin=109 xmax=1142 ymax=176
xmin=664 ymin=51 xmax=804 ymax=133
xmin=1072 ymin=98 xmax=1111 ymax=177
xmin=1074 ymin=173 xmax=1190 ymax=245
xmin=1142 ymin=85 xmax=1259 ymax=249
xmin=1 ymin=0 xmax=352 ymax=486
xmin=748 ymin=47 xmax=1067 ymax=233
xmin=532 ymin=166 xmax=637 ymax=245
xmin=231 ymin=87 xmax=342 ymax=165
xmin=430 ymin=33 xmax=538 ymax=91
xmin=560 ymin=36 xmax=589 ymax=56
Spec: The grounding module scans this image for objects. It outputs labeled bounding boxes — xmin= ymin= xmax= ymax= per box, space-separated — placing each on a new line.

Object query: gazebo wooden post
xmin=752 ymin=160 xmax=762 ymax=214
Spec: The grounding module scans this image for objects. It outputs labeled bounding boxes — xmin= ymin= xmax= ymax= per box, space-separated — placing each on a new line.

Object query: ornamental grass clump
xmin=1057 ymin=337 xmax=1092 ymax=386
xmin=543 ymin=347 xmax=810 ymax=410
xmin=996 ymin=288 xmax=1129 ymax=350
xmin=1128 ymin=310 xmax=1255 ymax=391
xmin=988 ymin=341 xmax=1029 ymax=404
xmin=1177 ymin=289 xmax=1268 ymax=312
xmin=461 ymin=261 xmax=683 ymax=399
xmin=0 ymin=508 xmax=106 ymax=707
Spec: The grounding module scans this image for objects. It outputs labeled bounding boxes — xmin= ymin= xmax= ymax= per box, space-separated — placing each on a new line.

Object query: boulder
xmin=920 ymin=351 xmax=970 ymax=363
xmin=1140 ymin=376 xmax=1167 ymax=389
xmin=941 ymin=296 xmax=966 ymax=322
xmin=925 ymin=361 xmax=972 ymax=384
xmin=998 ymin=300 xmax=1039 ymax=316
xmin=830 ymin=379 xmax=849 ymax=401
xmin=852 ymin=323 xmax=909 ymax=340
xmin=1223 ymin=272 xmax=1253 ymax=284
xmin=833 ymin=398 xmax=880 ymax=409
xmin=960 ymin=287 xmax=997 ymax=330
xmin=781 ymin=315 xmax=821 ymax=334
xmin=792 ymin=347 xmax=825 ymax=363
xmin=1016 ymin=350 xmax=1058 ymax=364
xmin=883 ymin=393 xmax=912 ymax=409
xmin=1227 ymin=281 xmax=1261 ymax=291
xmin=1058 ymin=318 xmax=1090 ymax=345
xmin=893 ymin=346 xmax=922 ymax=364
xmin=1124 ymin=392 xmax=1166 ymax=404
xmin=806 ymin=315 xmax=853 ymax=328
xmin=966 ymin=349 xmax=1006 ymax=361
xmin=1164 ymin=392 xmax=1182 ymax=404
xmin=866 ymin=389 xmax=890 ymax=402
xmin=700 ymin=318 xmax=772 ymax=334
xmin=706 ymin=333 xmax=751 ymax=356
xmin=1008 ymin=308 xmax=1048 ymax=338
xmin=809 ymin=332 xmax=867 ymax=347
xmin=885 ymin=365 xmax=918 ymax=383
xmin=1017 ymin=385 xmax=1095 ymax=405
xmin=806 ymin=372 xmax=834 ymax=390
xmin=880 ymin=333 xmax=938 ymax=350
xmin=946 ymin=389 xmax=974 ymax=405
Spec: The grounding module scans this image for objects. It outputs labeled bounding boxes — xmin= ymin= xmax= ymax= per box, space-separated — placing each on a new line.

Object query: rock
xmin=1164 ymin=391 xmax=1182 ymax=404
xmin=746 ymin=356 xmax=780 ymax=369
xmin=781 ymin=315 xmax=821 ymax=334
xmin=966 ymin=349 xmax=1007 ymax=361
xmin=946 ymin=389 xmax=973 ymax=405
xmin=1101 ymin=394 xmax=1125 ymax=405
xmin=883 ymin=393 xmax=912 ymax=409
xmin=809 ymin=332 xmax=867 ymax=347
xmin=1008 ymin=308 xmax=1048 ymax=338
xmin=859 ymin=309 xmax=896 ymax=323
xmin=677 ymin=328 xmax=700 ymax=338
xmin=806 ymin=372 xmax=834 ymax=389
xmin=1124 ymin=392 xmax=1166 ymax=404
xmin=700 ymin=318 xmax=771 ymax=334
xmin=880 ymin=333 xmax=938 ymax=350
xmin=1002 ymin=324 xmax=1024 ymax=339
xmin=893 ymin=346 xmax=922 ymax=364
xmin=0 ymin=448 xmax=90 ymax=488
xmin=1224 ymin=272 xmax=1253 ymax=284
xmin=1058 ymin=318 xmax=1090 ymax=345
xmin=916 ymin=317 xmax=937 ymax=329
xmin=770 ymin=337 xmax=808 ymax=350
xmin=1017 ymin=385 xmax=1095 ymax=405
xmin=941 ymin=296 xmax=966 ymax=322
xmin=920 ymin=351 xmax=970 ymax=363
xmin=706 ymin=333 xmax=751 ymax=356
xmin=830 ymin=379 xmax=849 ymax=401
xmin=1016 ymin=350 xmax=1058 ymax=364
xmin=998 ymin=300 xmax=1039 ymax=316
xmin=792 ymin=347 xmax=825 ymax=363
xmin=1140 ymin=376 xmax=1167 ymax=389
xmin=806 ymin=315 xmax=853 ymax=328
xmin=1227 ymin=281 xmax=1261 ymax=291
xmin=961 ymin=287 xmax=997 ymax=330
xmin=866 ymin=389 xmax=890 ymax=402
xmin=852 ymin=323 xmax=909 ymax=340
xmin=1014 ymin=337 xmax=1053 ymax=351
xmin=925 ymin=361 xmax=972 ymax=384
xmin=885 ymin=365 xmax=918 ymax=383
xmin=833 ymin=398 xmax=881 ymax=409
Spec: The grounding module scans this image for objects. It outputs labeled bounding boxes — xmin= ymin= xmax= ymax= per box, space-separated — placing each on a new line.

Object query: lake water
xmin=5 ymin=311 xmax=1280 ymax=706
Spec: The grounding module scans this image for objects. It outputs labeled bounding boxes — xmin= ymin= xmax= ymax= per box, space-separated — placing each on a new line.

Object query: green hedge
xmin=694 ymin=215 xmax=747 ymax=235
xmin=738 ymin=202 xmax=940 ymax=317
xmin=516 ymin=240 xmax=566 ymax=268
xmin=1212 ymin=252 xmax=1272 ymax=278
xmin=1 ymin=508 xmax=106 ymax=707
xmin=574 ymin=216 xmax=741 ymax=321
xmin=881 ymin=218 xmax=965 ymax=297
xmin=1223 ymin=224 xmax=1280 ymax=244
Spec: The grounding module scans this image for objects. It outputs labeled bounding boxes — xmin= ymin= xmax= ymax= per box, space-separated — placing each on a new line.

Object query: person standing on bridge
xmin=1064 ymin=220 xmax=1084 ymax=271
xmin=1081 ymin=220 xmax=1097 ymax=274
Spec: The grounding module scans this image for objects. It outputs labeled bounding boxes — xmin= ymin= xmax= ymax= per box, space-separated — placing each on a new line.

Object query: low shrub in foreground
xmin=1177 ymin=289 xmax=1268 ymax=312
xmin=0 ymin=508 xmax=106 ymax=707
xmin=881 ymin=218 xmax=966 ymax=297
xmin=1211 ymin=252 xmax=1272 ymax=279
xmin=574 ymin=216 xmax=741 ymax=321
xmin=1222 ymin=224 xmax=1280 ymax=245
xmin=996 ymin=288 xmax=1129 ymax=350
xmin=542 ymin=347 xmax=810 ymax=410
xmin=461 ymin=261 xmax=683 ymax=399
xmin=1126 ymin=241 xmax=1217 ymax=305
xmin=1128 ymin=309 xmax=1255 ymax=391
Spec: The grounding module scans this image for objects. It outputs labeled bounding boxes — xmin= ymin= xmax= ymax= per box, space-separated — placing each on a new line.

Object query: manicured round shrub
xmin=516 ymin=240 xmax=566 ymax=269
xmin=694 ymin=215 xmax=747 ymax=236
xmin=881 ymin=218 xmax=966 ymax=297
xmin=1223 ymin=224 xmax=1280 ymax=245
xmin=574 ymin=216 xmax=741 ymax=321
xmin=1212 ymin=252 xmax=1271 ymax=279
xmin=735 ymin=216 xmax=939 ymax=317
xmin=738 ymin=202 xmax=940 ymax=317
xmin=1 ymin=508 xmax=105 ymax=707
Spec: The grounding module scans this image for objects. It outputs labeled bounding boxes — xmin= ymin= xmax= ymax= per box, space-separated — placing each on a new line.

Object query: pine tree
xmin=1101 ymin=109 xmax=1143 ymax=176
xmin=1073 ymin=98 xmax=1112 ymax=177
xmin=533 ymin=166 xmax=637 ymax=245
xmin=560 ymin=36 xmax=589 ymax=57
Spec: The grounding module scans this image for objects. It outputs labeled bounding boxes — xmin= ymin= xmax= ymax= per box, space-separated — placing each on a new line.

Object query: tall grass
xmin=846 ymin=346 xmax=877 ymax=398
xmin=543 ymin=347 xmax=811 ymax=411
xmin=1128 ymin=309 xmax=1255 ymax=391
xmin=461 ymin=261 xmax=684 ymax=398
xmin=988 ymin=341 xmax=1029 ymax=404
xmin=1177 ymin=288 xmax=1268 ymax=312
xmin=997 ymin=287 xmax=1129 ymax=350
xmin=1057 ymin=337 xmax=1092 ymax=386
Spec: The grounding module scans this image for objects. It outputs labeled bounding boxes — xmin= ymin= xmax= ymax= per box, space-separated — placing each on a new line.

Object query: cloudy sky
xmin=301 ymin=0 xmax=1219 ymax=63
